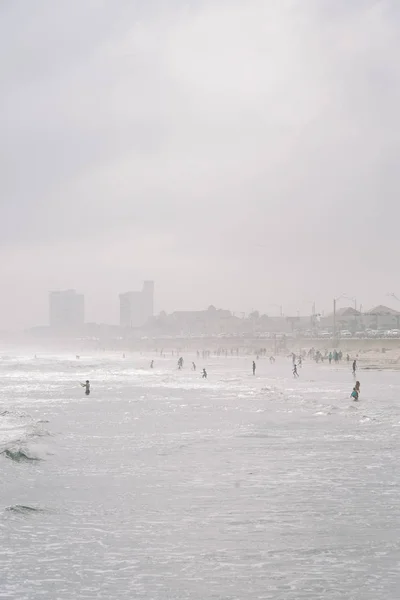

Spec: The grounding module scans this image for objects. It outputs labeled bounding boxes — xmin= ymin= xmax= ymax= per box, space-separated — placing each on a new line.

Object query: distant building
xmin=119 ymin=281 xmax=154 ymax=328
xmin=49 ymin=290 xmax=84 ymax=329
xmin=168 ymin=305 xmax=236 ymax=336
xmin=363 ymin=305 xmax=400 ymax=330
xmin=334 ymin=307 xmax=361 ymax=319
xmin=321 ymin=304 xmax=400 ymax=332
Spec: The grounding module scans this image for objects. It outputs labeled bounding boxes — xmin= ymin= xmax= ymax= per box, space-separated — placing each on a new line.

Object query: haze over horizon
xmin=1 ymin=0 xmax=400 ymax=329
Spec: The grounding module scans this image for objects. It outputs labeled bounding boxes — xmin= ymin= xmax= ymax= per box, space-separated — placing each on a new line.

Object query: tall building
xmin=49 ymin=290 xmax=85 ymax=329
xmin=119 ymin=281 xmax=154 ymax=328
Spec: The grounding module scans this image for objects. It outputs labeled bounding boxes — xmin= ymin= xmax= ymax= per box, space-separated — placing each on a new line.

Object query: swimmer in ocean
xmin=352 ymin=359 xmax=357 ymax=376
xmin=293 ymin=364 xmax=299 ymax=378
xmin=81 ymin=380 xmax=90 ymax=396
xmin=252 ymin=361 xmax=256 ymax=375
xmin=202 ymin=368 xmax=207 ymax=379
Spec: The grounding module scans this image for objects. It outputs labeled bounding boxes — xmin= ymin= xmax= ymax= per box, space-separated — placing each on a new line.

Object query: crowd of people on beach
xmin=78 ymin=346 xmax=361 ymax=403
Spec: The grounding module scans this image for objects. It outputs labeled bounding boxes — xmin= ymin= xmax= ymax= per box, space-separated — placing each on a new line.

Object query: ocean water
xmin=1 ymin=352 xmax=400 ymax=599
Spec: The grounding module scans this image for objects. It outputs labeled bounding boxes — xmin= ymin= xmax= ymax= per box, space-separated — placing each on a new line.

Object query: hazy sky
xmin=1 ymin=0 xmax=400 ymax=328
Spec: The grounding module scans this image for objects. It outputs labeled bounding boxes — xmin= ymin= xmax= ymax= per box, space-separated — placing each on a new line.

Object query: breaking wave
xmin=1 ymin=448 xmax=42 ymax=462
xmin=5 ymin=505 xmax=45 ymax=514
xmin=0 ymin=409 xmax=51 ymax=461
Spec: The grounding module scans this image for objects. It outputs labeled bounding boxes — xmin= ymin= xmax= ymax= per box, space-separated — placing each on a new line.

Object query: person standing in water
xmin=150 ymin=360 xmax=154 ymax=369
xmin=252 ymin=361 xmax=256 ymax=376
xmin=81 ymin=380 xmax=90 ymax=395
xmin=192 ymin=362 xmax=196 ymax=371
xmin=352 ymin=359 xmax=357 ymax=376
xmin=293 ymin=364 xmax=299 ymax=378
xmin=351 ymin=381 xmax=360 ymax=401
xmin=202 ymin=368 xmax=207 ymax=379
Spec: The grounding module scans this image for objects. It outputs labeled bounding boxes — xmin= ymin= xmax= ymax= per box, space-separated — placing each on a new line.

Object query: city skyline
xmin=38 ymin=282 xmax=400 ymax=331
xmin=1 ymin=1 xmax=400 ymax=330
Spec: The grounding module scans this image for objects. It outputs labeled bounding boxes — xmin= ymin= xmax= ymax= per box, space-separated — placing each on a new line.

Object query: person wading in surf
xmin=351 ymin=381 xmax=360 ymax=401
xmin=81 ymin=380 xmax=90 ymax=395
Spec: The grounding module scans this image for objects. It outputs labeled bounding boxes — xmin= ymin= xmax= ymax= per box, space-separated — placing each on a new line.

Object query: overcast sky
xmin=1 ymin=0 xmax=400 ymax=328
